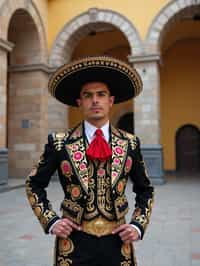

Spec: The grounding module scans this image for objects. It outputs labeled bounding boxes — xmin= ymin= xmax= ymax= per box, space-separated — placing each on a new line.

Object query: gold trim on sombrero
xmin=48 ymin=56 xmax=142 ymax=98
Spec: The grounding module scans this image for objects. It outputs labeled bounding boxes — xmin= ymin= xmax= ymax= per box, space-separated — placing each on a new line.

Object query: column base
xmin=0 ymin=148 xmax=8 ymax=188
xmin=141 ymin=144 xmax=165 ymax=185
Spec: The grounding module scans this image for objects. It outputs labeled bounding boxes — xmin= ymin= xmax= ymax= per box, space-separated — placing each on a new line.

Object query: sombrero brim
xmin=48 ymin=56 xmax=142 ymax=106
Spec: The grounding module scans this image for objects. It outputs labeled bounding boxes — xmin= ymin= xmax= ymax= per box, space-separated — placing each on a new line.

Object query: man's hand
xmin=112 ymin=224 xmax=140 ymax=243
xmin=51 ymin=218 xmax=82 ymax=238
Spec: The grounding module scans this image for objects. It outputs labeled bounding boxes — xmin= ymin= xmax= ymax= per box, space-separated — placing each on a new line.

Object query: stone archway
xmin=48 ymin=8 xmax=143 ymax=134
xmin=0 ymin=0 xmax=48 ymax=62
xmin=49 ymin=8 xmax=143 ymax=67
xmin=146 ymin=0 xmax=200 ymax=54
xmin=145 ymin=0 xmax=200 ymax=174
xmin=0 ymin=0 xmax=48 ymax=181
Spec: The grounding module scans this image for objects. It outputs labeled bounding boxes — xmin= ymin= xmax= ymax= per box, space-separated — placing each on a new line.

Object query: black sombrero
xmin=48 ymin=56 xmax=143 ymax=106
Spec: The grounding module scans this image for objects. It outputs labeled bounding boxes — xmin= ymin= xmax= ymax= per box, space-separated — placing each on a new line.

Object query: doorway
xmin=176 ymin=125 xmax=200 ymax=172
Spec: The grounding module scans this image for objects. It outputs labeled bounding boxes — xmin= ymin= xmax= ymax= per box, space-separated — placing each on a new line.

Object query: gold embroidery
xmin=114 ymin=195 xmax=129 ymax=219
xmin=121 ymin=261 xmax=132 ymax=266
xmin=29 ymin=167 xmax=37 ymax=177
xmin=61 ymin=199 xmax=84 ymax=225
xmin=26 ymin=177 xmax=58 ymax=231
xmin=111 ymin=133 xmax=128 ymax=186
xmin=132 ymin=198 xmax=154 ymax=232
xmin=86 ymin=178 xmax=96 ymax=212
xmin=58 ymin=238 xmax=74 ymax=256
xmin=57 ymin=256 xmax=72 ymax=266
xmin=118 ymin=130 xmax=137 ymax=151
xmin=121 ymin=243 xmax=131 ymax=259
xmin=53 ymin=132 xmax=68 ymax=151
xmin=121 ymin=243 xmax=137 ymax=266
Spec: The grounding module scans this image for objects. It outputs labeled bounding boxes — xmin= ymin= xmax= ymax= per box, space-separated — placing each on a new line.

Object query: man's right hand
xmin=51 ymin=218 xmax=82 ymax=238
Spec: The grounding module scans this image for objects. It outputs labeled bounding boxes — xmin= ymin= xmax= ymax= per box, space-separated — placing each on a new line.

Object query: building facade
xmin=0 ymin=0 xmax=200 ymax=187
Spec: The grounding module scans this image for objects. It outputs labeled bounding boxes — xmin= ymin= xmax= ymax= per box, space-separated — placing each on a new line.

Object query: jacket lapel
xmin=110 ymin=126 xmax=128 ymax=187
xmin=65 ymin=123 xmax=89 ymax=194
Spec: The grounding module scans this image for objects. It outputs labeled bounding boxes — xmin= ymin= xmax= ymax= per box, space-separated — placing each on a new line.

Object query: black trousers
xmin=54 ymin=231 xmax=136 ymax=266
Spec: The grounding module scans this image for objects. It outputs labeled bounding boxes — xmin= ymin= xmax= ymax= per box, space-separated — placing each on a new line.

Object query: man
xmin=26 ymin=56 xmax=154 ymax=266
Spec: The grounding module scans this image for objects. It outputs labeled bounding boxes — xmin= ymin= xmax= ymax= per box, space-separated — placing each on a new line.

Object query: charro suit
xmin=26 ymin=123 xmax=154 ymax=266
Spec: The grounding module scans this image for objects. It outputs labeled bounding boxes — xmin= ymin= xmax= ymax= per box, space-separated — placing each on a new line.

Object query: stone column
xmin=0 ymin=38 xmax=14 ymax=188
xmin=7 ymin=64 xmax=49 ymax=179
xmin=129 ymin=54 xmax=165 ymax=184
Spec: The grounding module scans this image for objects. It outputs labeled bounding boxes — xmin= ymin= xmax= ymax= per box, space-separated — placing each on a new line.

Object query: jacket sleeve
xmin=25 ymin=134 xmax=60 ymax=233
xmin=129 ymin=136 xmax=154 ymax=239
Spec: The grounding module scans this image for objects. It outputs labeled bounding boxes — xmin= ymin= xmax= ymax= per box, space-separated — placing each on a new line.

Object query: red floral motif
xmin=97 ymin=168 xmax=105 ymax=177
xmin=117 ymin=181 xmax=124 ymax=193
xmin=112 ymin=171 xmax=118 ymax=178
xmin=117 ymin=140 xmax=124 ymax=145
xmin=73 ymin=151 xmax=83 ymax=161
xmin=113 ymin=158 xmax=120 ymax=165
xmin=80 ymin=163 xmax=87 ymax=171
xmin=61 ymin=161 xmax=72 ymax=177
xmin=114 ymin=146 xmax=124 ymax=155
xmin=125 ymin=156 xmax=132 ymax=172
xmin=63 ymin=239 xmax=69 ymax=248
xmin=71 ymin=186 xmax=81 ymax=198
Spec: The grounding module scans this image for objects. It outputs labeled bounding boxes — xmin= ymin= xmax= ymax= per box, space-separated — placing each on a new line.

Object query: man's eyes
xmin=82 ymin=92 xmax=107 ymax=98
xmin=98 ymin=92 xmax=107 ymax=96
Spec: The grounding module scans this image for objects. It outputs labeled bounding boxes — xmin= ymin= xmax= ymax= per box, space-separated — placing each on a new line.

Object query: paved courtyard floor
xmin=0 ymin=174 xmax=200 ymax=266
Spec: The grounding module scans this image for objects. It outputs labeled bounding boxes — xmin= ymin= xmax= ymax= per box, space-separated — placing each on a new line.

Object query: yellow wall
xmin=48 ymin=0 xmax=169 ymax=50
xmin=160 ymin=39 xmax=200 ymax=170
xmin=33 ymin=0 xmax=48 ymax=31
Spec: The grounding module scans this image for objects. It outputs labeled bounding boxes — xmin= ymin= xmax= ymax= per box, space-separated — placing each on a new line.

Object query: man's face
xmin=76 ymin=82 xmax=115 ymax=124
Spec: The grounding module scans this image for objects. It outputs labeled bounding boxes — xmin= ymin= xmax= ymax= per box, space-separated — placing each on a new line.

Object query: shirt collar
xmin=84 ymin=120 xmax=110 ymax=143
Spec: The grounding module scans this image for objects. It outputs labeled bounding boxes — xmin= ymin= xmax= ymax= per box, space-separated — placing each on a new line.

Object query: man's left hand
xmin=112 ymin=224 xmax=140 ymax=243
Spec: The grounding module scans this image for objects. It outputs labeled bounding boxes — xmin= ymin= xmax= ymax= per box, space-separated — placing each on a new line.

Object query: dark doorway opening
xmin=176 ymin=125 xmax=200 ymax=173
xmin=117 ymin=112 xmax=134 ymax=134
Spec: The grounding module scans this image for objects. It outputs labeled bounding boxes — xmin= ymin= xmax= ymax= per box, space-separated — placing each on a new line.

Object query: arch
xmin=0 ymin=0 xmax=48 ymax=63
xmin=49 ymin=8 xmax=143 ymax=67
xmin=176 ymin=124 xmax=200 ymax=172
xmin=146 ymin=0 xmax=200 ymax=54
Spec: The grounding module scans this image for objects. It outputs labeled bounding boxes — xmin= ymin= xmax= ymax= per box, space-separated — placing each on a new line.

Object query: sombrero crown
xmin=48 ymin=56 xmax=143 ymax=106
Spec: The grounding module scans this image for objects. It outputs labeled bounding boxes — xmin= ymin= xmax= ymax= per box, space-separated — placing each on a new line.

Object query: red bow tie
xmin=86 ymin=129 xmax=112 ymax=161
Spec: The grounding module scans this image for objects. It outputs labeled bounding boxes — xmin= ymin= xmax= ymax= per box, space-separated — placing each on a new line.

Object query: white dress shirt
xmin=84 ymin=120 xmax=110 ymax=144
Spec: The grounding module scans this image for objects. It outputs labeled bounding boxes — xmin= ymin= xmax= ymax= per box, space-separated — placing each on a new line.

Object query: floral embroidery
xmin=121 ymin=243 xmax=131 ymax=258
xmin=117 ymin=180 xmax=125 ymax=195
xmin=61 ymin=161 xmax=72 ymax=178
xmin=70 ymin=185 xmax=81 ymax=200
xmin=125 ymin=156 xmax=133 ymax=174
xmin=113 ymin=158 xmax=120 ymax=165
xmin=66 ymin=139 xmax=89 ymax=192
xmin=73 ymin=151 xmax=83 ymax=161
xmin=58 ymin=238 xmax=74 ymax=257
xmin=97 ymin=168 xmax=105 ymax=177
xmin=111 ymin=133 xmax=128 ymax=186
xmin=114 ymin=146 xmax=124 ymax=156
xmin=80 ymin=162 xmax=87 ymax=170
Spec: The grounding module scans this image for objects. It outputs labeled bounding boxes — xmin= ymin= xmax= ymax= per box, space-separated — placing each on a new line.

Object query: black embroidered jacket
xmin=26 ymin=123 xmax=154 ymax=239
